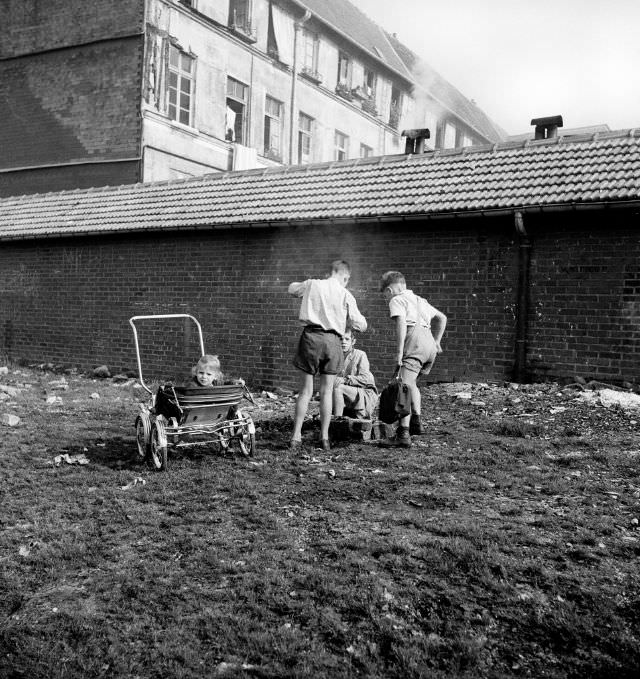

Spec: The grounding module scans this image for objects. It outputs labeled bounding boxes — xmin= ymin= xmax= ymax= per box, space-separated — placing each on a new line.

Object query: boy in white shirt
xmin=288 ymin=260 xmax=367 ymax=451
xmin=379 ymin=270 xmax=447 ymax=447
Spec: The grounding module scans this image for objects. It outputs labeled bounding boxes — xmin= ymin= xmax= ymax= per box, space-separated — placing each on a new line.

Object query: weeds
xmin=491 ymin=418 xmax=544 ymax=438
xmin=0 ymin=368 xmax=639 ymax=677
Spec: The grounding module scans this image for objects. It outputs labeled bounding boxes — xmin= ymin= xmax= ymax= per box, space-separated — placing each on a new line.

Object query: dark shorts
xmin=293 ymin=326 xmax=344 ymax=375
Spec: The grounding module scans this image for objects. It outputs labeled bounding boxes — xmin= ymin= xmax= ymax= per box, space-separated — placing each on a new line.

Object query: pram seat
xmin=155 ymin=384 xmax=243 ymax=424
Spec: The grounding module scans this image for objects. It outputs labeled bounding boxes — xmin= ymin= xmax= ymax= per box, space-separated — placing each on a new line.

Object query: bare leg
xmin=319 ymin=374 xmax=337 ymax=441
xmin=291 ymin=372 xmax=314 ymax=441
xmin=333 ymin=384 xmax=345 ymax=416
xmin=399 ymin=367 xmax=419 ymax=429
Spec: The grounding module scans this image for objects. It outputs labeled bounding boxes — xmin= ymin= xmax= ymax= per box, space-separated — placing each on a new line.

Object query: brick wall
xmin=0 ymin=36 xmax=144 ymax=195
xmin=0 ymin=212 xmax=638 ymax=388
xmin=525 ymin=212 xmax=640 ymax=383
xmin=0 ymin=162 xmax=141 ymax=199
xmin=0 ymin=0 xmax=144 ymax=58
xmin=0 ymin=41 xmax=144 ymax=163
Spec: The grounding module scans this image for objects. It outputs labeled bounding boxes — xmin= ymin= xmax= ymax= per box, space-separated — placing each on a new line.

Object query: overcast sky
xmin=355 ymin=0 xmax=640 ymax=135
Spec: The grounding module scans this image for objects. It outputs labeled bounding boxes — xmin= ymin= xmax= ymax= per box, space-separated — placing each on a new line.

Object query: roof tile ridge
xmin=438 ymin=147 xmax=465 ymax=158
xmin=3 ymin=182 xmax=117 ymax=203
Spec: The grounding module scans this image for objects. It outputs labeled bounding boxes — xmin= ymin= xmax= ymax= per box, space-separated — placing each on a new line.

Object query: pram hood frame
xmin=129 ymin=314 xmax=205 ymax=395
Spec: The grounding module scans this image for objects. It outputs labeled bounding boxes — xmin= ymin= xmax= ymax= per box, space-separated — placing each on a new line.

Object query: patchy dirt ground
xmin=1 ymin=366 xmax=640 ymax=678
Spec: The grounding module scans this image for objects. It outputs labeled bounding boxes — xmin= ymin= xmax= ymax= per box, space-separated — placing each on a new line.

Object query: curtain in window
xmin=271 ymin=4 xmax=294 ymax=65
xmin=377 ymin=79 xmax=391 ymax=119
xmin=226 ymin=106 xmax=236 ymax=141
xmin=320 ymin=42 xmax=338 ymax=89
xmin=444 ymin=123 xmax=456 ymax=148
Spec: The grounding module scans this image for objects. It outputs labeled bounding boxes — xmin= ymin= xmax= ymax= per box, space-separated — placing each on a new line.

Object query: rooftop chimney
xmin=402 ymin=128 xmax=430 ymax=154
xmin=531 ymin=115 xmax=563 ymax=140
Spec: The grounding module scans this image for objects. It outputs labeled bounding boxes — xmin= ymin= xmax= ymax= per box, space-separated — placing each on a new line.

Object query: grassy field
xmin=1 ymin=366 xmax=640 ymax=678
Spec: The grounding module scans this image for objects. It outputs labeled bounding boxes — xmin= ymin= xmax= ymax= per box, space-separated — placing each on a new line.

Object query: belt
xmin=305 ymin=324 xmax=341 ymax=336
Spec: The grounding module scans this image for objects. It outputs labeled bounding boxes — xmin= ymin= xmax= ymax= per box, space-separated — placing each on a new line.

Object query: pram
xmin=130 ymin=314 xmax=256 ymax=471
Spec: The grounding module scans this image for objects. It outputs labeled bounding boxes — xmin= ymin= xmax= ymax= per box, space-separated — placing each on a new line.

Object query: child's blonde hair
xmin=192 ymin=354 xmax=223 ymax=378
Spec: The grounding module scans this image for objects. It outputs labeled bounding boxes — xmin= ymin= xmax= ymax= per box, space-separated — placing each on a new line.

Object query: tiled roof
xmin=386 ymin=33 xmax=506 ymax=143
xmin=1 ymin=130 xmax=639 ymax=241
xmin=294 ymin=0 xmax=411 ymax=79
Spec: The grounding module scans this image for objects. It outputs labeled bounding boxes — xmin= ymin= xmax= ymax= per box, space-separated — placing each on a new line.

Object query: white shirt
xmin=388 ymin=289 xmax=436 ymax=328
xmin=289 ymin=277 xmax=367 ymax=335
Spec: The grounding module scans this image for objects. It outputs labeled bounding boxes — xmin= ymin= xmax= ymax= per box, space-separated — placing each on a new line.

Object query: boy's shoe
xmin=379 ymin=426 xmax=412 ymax=448
xmin=409 ymin=414 xmax=424 ymax=436
xmin=289 ymin=439 xmax=303 ymax=452
xmin=320 ymin=439 xmax=331 ymax=452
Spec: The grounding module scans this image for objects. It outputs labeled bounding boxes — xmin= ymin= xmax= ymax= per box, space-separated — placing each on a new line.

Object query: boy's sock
xmin=409 ymin=414 xmax=423 ymax=435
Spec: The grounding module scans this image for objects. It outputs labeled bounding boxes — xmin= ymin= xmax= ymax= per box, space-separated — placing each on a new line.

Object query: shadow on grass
xmin=52 ymin=436 xmax=141 ymax=471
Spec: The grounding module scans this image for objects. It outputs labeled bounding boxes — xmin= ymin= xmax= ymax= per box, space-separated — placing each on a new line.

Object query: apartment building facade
xmin=0 ymin=0 xmax=505 ymax=196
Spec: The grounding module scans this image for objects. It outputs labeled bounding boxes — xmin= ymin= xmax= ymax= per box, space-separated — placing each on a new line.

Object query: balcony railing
xmin=361 ymin=98 xmax=378 ymax=117
xmin=335 ymin=82 xmax=354 ymax=101
xmin=300 ymin=67 xmax=322 ymax=85
xmin=351 ymin=85 xmax=370 ymax=100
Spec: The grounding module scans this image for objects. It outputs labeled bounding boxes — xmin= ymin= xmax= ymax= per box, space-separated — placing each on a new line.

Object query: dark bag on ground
xmin=378 ymin=370 xmax=412 ymax=424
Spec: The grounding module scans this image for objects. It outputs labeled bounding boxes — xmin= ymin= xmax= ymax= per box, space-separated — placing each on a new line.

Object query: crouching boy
xmin=332 ymin=330 xmax=378 ymax=420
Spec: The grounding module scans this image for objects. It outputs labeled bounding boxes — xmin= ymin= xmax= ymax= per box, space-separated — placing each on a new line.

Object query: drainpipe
xmin=289 ymin=11 xmax=311 ymax=165
xmin=514 ymin=211 xmax=531 ymax=383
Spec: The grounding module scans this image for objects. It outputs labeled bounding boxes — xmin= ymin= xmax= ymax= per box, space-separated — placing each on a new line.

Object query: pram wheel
xmin=135 ymin=413 xmax=151 ymax=459
xmin=247 ymin=432 xmax=256 ymax=456
xmin=149 ymin=419 xmax=168 ymax=471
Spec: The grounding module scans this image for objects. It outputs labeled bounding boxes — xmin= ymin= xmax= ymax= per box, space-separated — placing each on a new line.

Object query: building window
xmin=266 ymin=3 xmax=279 ymax=59
xmin=360 ymin=143 xmax=373 ymax=158
xmin=335 ymin=130 xmax=349 ymax=161
xmin=229 ymin=0 xmax=254 ymax=38
xmin=298 ymin=112 xmax=313 ymax=164
xmin=462 ymin=134 xmax=474 ymax=147
xmin=226 ymin=76 xmax=248 ymax=143
xmin=168 ymin=45 xmax=195 ymax=126
xmin=264 ymin=95 xmax=283 ymax=160
xmin=337 ymin=53 xmax=351 ymax=86
xmin=301 ymin=30 xmax=320 ymax=80
xmin=363 ymin=67 xmax=376 ymax=98
xmin=389 ymin=85 xmax=402 ymax=129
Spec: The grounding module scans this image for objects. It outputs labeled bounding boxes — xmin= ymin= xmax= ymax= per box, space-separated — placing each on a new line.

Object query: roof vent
xmin=531 ymin=115 xmax=563 ymax=140
xmin=402 ymin=128 xmax=430 ymax=154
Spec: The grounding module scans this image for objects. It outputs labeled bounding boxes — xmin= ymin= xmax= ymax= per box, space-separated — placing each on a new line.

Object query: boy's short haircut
xmin=379 ymin=271 xmax=405 ymax=292
xmin=331 ymin=260 xmax=351 ymax=275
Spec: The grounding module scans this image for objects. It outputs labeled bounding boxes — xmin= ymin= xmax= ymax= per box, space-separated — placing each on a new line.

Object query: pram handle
xmin=129 ymin=314 xmax=205 ymax=394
